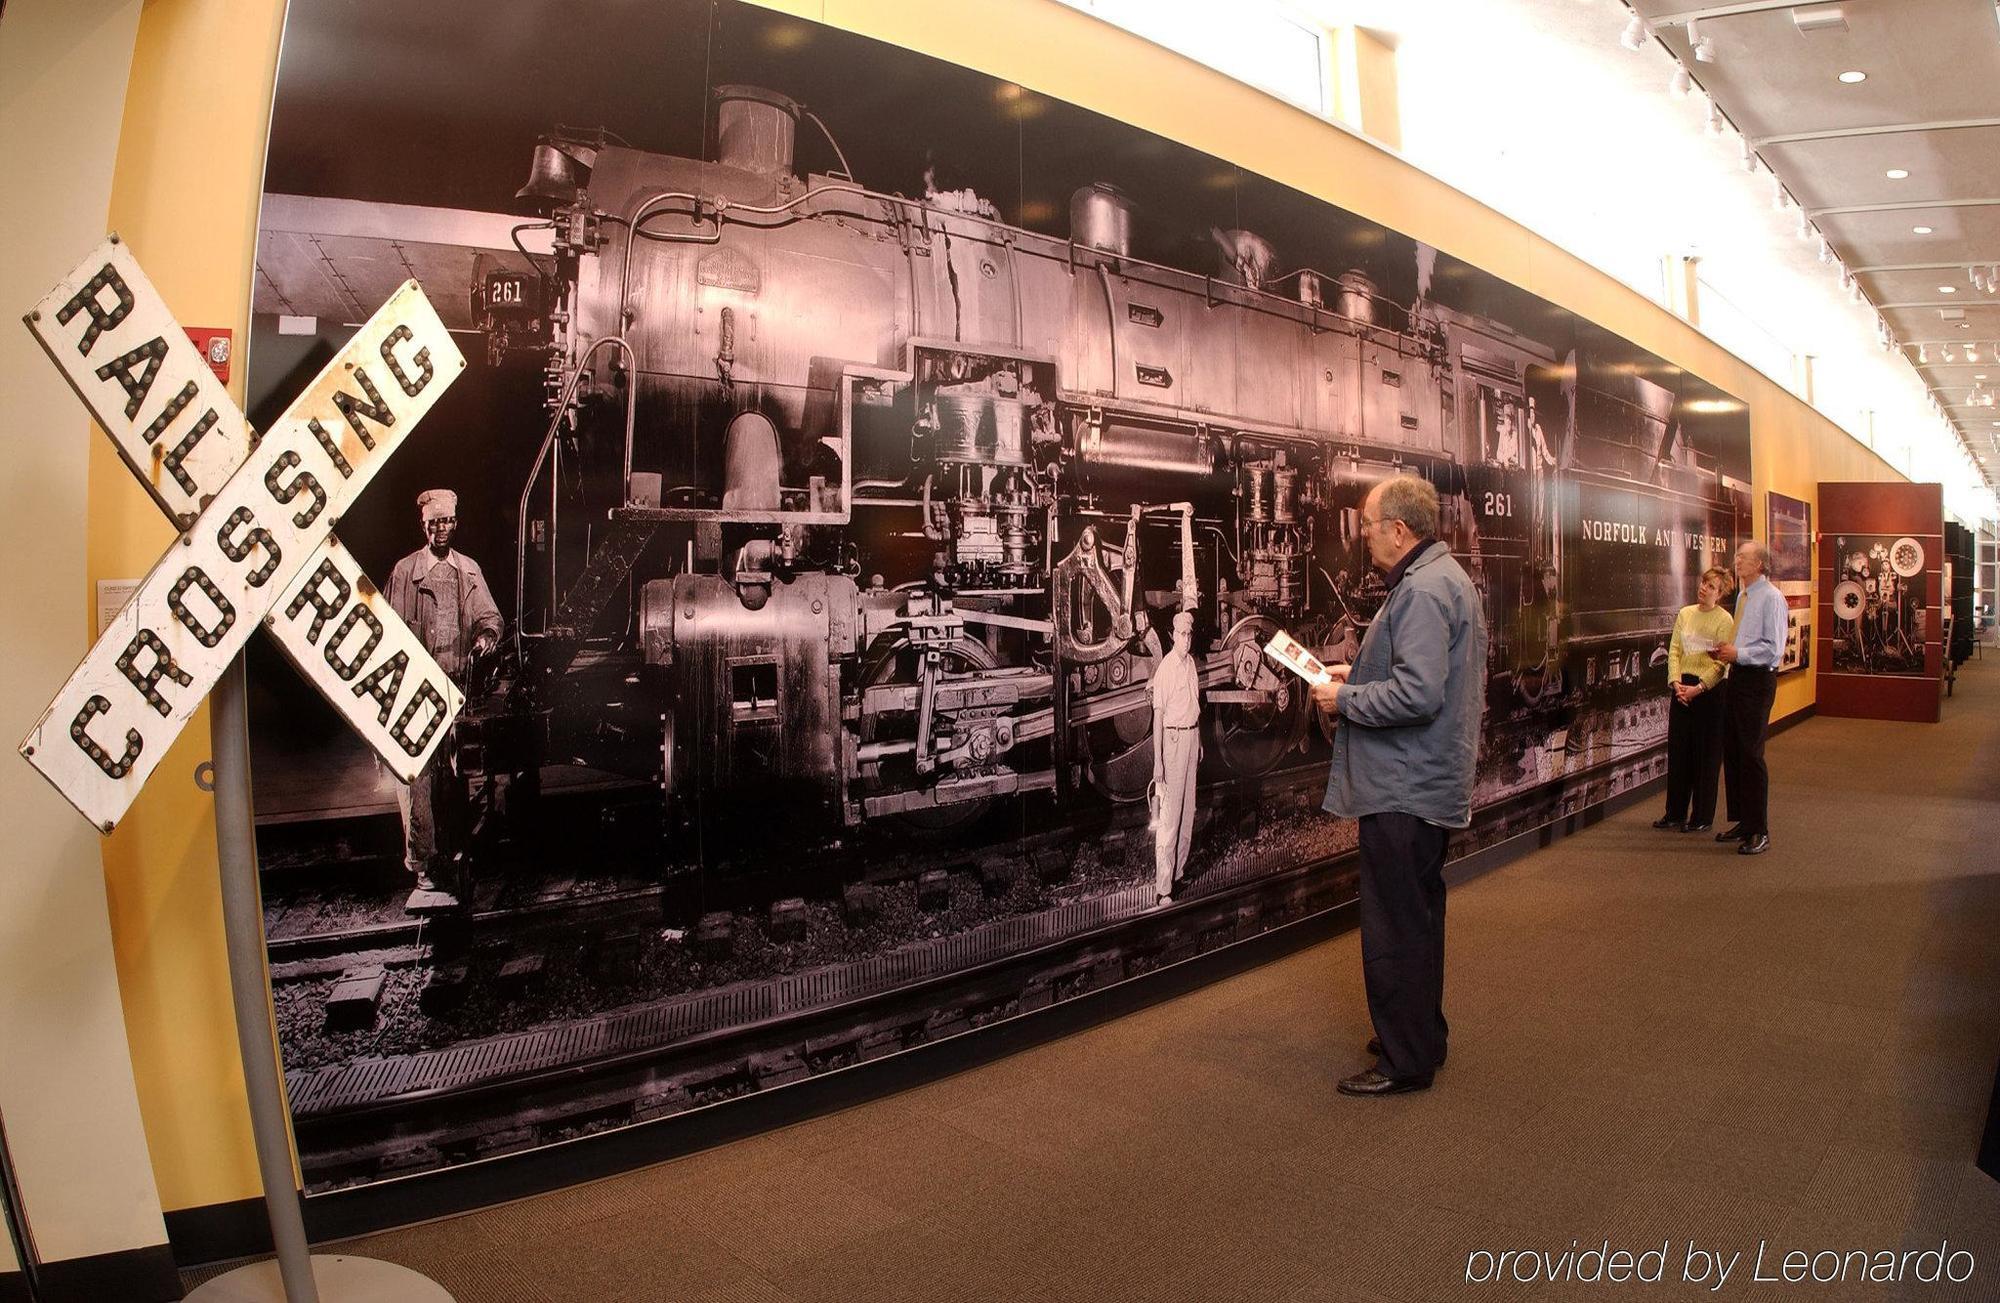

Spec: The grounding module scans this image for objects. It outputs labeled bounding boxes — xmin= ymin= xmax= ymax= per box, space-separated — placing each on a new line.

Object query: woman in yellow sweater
xmin=1655 ymin=566 xmax=1736 ymax=832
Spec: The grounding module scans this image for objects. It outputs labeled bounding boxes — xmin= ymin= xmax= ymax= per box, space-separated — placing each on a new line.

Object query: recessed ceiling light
xmin=1941 ymin=286 xmax=1958 ymax=293
xmin=1886 ymin=168 xmax=1909 ymax=179
xmin=1914 ymin=225 xmax=1935 ymax=234
xmin=1838 ymin=70 xmax=1867 ymax=83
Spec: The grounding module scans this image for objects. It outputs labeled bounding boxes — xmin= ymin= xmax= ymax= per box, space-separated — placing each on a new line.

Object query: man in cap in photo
xmin=387 ymin=489 xmax=503 ymax=906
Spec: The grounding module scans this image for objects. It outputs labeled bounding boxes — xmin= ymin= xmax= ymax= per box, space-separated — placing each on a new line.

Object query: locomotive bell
xmin=715 ymin=84 xmax=801 ymax=177
xmin=1070 ymin=183 xmax=1133 ymax=258
xmin=515 ymin=136 xmax=599 ymax=211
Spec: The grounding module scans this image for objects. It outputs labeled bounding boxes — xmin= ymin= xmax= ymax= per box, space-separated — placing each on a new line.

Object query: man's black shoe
xmin=1366 ymin=1037 xmax=1446 ymax=1066
xmin=1683 ymin=822 xmax=1713 ymax=834
xmin=1338 ymin=1068 xmax=1433 ymax=1097
xmin=1716 ymin=824 xmax=1748 ymax=842
xmin=1738 ymin=834 xmax=1770 ymax=856
xmin=1653 ymin=817 xmax=1683 ymax=829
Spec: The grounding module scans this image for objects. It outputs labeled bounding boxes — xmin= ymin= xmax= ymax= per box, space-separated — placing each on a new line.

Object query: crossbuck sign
xmin=18 ymin=236 xmax=467 ymax=831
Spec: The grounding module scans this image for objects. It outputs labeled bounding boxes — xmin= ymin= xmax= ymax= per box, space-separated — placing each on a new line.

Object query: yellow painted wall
xmin=86 ymin=0 xmax=290 ymax=1215
xmin=0 ymin=0 xmax=177 ymax=1268
xmin=77 ymin=0 xmax=1895 ymax=1219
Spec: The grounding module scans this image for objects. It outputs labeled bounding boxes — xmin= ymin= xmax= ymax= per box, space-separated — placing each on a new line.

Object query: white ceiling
xmin=1632 ymin=0 xmax=2000 ymax=487
xmin=1302 ymin=0 xmax=2000 ymax=520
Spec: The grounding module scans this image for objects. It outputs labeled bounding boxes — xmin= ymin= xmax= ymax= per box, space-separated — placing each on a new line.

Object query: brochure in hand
xmin=1263 ymin=629 xmax=1334 ymax=685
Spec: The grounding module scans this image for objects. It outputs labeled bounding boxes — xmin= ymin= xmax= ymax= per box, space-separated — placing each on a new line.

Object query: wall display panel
xmin=1766 ymin=490 xmax=1811 ymax=675
xmin=244 ymin=0 xmax=1751 ymax=1192
xmin=1815 ymin=482 xmax=1942 ymax=722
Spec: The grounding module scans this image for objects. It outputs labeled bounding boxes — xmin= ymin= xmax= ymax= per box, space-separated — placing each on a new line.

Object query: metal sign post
xmin=15 ymin=237 xmax=460 ymax=1302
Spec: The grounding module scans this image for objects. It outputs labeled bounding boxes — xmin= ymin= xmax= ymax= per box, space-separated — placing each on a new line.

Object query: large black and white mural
xmin=246 ymin=0 xmax=1752 ymax=1190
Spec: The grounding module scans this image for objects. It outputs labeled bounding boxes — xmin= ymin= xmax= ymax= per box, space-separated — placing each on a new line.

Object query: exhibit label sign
xmin=18 ymin=239 xmax=466 ymax=830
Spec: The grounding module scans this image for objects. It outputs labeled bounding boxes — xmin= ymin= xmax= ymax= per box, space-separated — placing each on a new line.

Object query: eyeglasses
xmin=425 ymin=516 xmax=457 ymax=527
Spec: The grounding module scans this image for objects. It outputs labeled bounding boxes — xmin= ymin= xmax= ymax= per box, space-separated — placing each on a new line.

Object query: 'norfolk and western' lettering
xmin=19 ymin=269 xmax=466 ymax=832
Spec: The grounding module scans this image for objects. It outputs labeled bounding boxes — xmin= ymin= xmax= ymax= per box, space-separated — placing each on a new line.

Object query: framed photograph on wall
xmin=243 ymin=0 xmax=1754 ymax=1195
xmin=1767 ymin=490 xmax=1812 ymax=674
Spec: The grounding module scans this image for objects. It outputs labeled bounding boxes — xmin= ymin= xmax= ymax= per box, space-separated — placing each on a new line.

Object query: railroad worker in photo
xmin=1311 ymin=474 xmax=1486 ymax=1097
xmin=1714 ymin=539 xmax=1786 ymax=857
xmin=1654 ymin=566 xmax=1735 ymax=834
xmin=1149 ymin=608 xmax=1201 ymax=905
xmin=1512 ymin=560 xmax=1571 ymax=706
xmin=388 ymin=489 xmax=503 ymax=899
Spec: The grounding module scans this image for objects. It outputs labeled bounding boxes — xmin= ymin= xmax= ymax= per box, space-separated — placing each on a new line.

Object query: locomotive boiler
xmin=465 ymin=84 xmax=1749 ymax=857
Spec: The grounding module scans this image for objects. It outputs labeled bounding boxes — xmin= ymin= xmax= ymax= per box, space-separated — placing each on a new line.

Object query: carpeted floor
xmin=192 ymin=662 xmax=2000 ymax=1302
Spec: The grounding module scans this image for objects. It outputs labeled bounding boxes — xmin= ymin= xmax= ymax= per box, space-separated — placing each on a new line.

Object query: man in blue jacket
xmin=1312 ymin=475 xmax=1488 ymax=1096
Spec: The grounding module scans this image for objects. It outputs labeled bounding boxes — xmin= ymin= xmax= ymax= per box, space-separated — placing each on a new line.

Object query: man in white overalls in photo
xmin=386 ymin=489 xmax=502 ymax=905
xmin=1149 ymin=609 xmax=1201 ymax=905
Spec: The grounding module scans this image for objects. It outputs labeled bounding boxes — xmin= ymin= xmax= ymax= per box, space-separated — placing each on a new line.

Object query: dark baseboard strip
xmin=0 ymin=1270 xmax=30 ymax=1303
xmin=169 ymin=706 xmax=1828 ymax=1259
xmin=164 ymin=1197 xmax=272 ymax=1269
xmin=25 ymin=1243 xmax=181 ymax=1302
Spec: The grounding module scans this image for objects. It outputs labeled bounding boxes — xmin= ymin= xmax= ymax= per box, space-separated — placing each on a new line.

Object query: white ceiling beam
xmin=1809 ymin=197 xmax=2000 ymax=216
xmin=1649 ymin=1 xmax=1817 ymax=22
xmin=1755 ymin=118 xmax=2000 ymax=146
xmin=1854 ymin=262 xmax=2000 ymax=273
xmin=1877 ymin=300 xmax=2000 ymax=308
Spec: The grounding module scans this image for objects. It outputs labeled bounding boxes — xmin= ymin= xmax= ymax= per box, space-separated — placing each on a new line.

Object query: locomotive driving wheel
xmin=1209 ymin=615 xmax=1311 ymax=776
xmin=857 ymin=631 xmax=1003 ymax=837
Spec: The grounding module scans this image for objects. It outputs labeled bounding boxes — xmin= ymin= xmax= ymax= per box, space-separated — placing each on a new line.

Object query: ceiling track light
xmin=1738 ymin=139 xmax=1757 ymax=173
xmin=1694 ymin=34 xmax=1718 ymax=62
xmin=1920 ymin=344 xmax=1930 ymax=363
xmin=1817 ymin=234 xmax=1832 ymax=264
xmin=1621 ymin=12 xmax=1649 ymax=50
xmin=1707 ymin=101 xmax=1726 ymax=137
xmin=1670 ymin=65 xmax=1693 ymax=97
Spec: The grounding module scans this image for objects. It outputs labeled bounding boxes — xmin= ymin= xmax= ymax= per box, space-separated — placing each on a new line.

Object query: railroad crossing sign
xmin=18 ymin=235 xmax=467 ymax=832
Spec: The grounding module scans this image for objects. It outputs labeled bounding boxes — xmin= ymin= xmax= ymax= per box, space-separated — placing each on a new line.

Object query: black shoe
xmin=1366 ymin=1037 xmax=1447 ymax=1066
xmin=1338 ymin=1068 xmax=1433 ymax=1097
xmin=1716 ymin=824 xmax=1748 ymax=842
xmin=1737 ymin=834 xmax=1770 ymax=856
xmin=1683 ymin=822 xmax=1712 ymax=834
xmin=1653 ymin=817 xmax=1683 ymax=830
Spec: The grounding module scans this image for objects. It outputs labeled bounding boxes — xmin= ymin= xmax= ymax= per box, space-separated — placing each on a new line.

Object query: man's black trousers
xmin=1357 ymin=811 xmax=1450 ymax=1079
xmin=1722 ymin=665 xmax=1777 ymax=836
xmin=1664 ymin=683 xmax=1726 ymax=826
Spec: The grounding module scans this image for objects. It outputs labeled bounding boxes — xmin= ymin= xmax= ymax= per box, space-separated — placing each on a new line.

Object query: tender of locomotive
xmin=465 ymin=85 xmax=1749 ymax=858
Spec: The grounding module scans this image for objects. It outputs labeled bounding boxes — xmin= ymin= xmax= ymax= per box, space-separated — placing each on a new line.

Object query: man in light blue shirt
xmin=1714 ymin=539 xmax=1788 ymax=855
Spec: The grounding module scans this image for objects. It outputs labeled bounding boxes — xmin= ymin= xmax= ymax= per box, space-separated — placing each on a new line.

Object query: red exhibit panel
xmin=1814 ymin=481 xmax=1942 ymax=723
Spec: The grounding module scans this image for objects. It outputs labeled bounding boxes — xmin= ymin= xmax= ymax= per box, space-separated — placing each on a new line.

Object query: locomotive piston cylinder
xmin=1073 ymin=419 xmax=1218 ymax=490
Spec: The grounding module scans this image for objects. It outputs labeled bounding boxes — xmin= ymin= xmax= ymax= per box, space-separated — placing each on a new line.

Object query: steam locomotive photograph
xmin=243 ymin=0 xmax=1751 ymax=1189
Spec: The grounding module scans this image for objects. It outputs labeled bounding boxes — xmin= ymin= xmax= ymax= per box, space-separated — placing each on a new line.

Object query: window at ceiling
xmin=1055 ymin=0 xmax=1332 ymax=117
xmin=1695 ymin=274 xmax=1798 ymax=398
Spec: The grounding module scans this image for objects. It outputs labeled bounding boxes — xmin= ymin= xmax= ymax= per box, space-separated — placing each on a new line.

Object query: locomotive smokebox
xmin=715 ymin=85 xmax=801 ymax=177
xmin=1070 ymin=183 xmax=1134 ymax=258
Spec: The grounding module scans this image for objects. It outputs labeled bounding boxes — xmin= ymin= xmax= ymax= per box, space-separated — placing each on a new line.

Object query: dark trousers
xmin=1664 ymin=683 xmax=1726 ymax=826
xmin=1357 ymin=811 xmax=1450 ymax=1079
xmin=1722 ymin=666 xmax=1777 ymax=836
